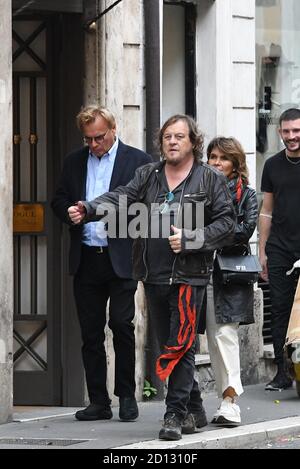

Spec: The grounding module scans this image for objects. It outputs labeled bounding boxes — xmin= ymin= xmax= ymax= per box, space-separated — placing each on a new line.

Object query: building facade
xmin=0 ymin=0 xmax=299 ymax=423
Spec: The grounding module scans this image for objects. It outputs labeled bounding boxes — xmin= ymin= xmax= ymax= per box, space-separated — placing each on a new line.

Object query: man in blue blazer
xmin=52 ymin=106 xmax=151 ymax=422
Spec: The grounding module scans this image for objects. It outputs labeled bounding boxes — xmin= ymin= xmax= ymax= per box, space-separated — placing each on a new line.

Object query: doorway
xmin=12 ymin=11 xmax=84 ymax=405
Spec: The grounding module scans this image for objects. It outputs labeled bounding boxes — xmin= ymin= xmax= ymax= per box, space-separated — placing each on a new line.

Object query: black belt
xmin=82 ymin=244 xmax=108 ymax=254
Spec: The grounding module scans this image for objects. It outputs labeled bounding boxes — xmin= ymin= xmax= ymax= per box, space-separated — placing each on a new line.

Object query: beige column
xmin=84 ymin=0 xmax=148 ymax=404
xmin=197 ymin=0 xmax=256 ymax=184
xmin=103 ymin=0 xmax=148 ymax=404
xmin=0 ymin=0 xmax=13 ymax=424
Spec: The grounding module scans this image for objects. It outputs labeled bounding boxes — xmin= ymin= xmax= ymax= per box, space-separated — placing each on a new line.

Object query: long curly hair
xmin=158 ymin=114 xmax=204 ymax=162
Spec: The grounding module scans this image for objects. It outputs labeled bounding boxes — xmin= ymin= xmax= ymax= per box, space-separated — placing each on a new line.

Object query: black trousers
xmin=74 ymin=245 xmax=137 ymax=405
xmin=266 ymin=244 xmax=299 ymax=365
xmin=144 ymin=283 xmax=205 ymax=419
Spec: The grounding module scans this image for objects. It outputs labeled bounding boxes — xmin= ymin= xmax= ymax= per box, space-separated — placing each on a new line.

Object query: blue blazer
xmin=51 ymin=140 xmax=152 ymax=277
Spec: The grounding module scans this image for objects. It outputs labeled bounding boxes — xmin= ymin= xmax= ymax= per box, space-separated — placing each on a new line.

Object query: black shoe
xmin=181 ymin=413 xmax=196 ymax=434
xmin=265 ymin=371 xmax=293 ymax=391
xmin=193 ymin=404 xmax=208 ymax=429
xmin=159 ymin=412 xmax=182 ymax=441
xmin=182 ymin=404 xmax=207 ymax=434
xmin=119 ymin=397 xmax=139 ymax=422
xmin=75 ymin=404 xmax=112 ymax=421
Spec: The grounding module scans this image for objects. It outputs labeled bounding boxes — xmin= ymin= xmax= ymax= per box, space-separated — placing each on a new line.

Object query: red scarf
xmin=156 ymin=285 xmax=197 ymax=381
xmin=236 ymin=177 xmax=243 ymax=203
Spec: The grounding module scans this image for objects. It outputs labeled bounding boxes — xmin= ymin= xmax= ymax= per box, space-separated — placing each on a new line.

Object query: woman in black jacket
xmin=206 ymin=137 xmax=258 ymax=426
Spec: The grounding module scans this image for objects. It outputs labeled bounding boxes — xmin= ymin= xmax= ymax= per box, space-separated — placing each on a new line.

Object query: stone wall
xmin=97 ymin=0 xmax=146 ymax=150
xmin=84 ymin=0 xmax=147 ymax=405
xmin=196 ymin=0 xmax=256 ymax=187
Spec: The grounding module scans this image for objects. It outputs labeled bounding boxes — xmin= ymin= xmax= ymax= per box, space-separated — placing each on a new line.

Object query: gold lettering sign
xmin=13 ymin=204 xmax=44 ymax=233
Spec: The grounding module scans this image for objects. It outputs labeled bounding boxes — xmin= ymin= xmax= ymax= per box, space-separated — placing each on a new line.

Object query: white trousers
xmin=206 ymin=285 xmax=244 ymax=398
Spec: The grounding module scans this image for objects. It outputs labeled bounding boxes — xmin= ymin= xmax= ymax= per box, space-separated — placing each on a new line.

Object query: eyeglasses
xmin=83 ymin=129 xmax=110 ymax=145
xmin=159 ymin=191 xmax=175 ymax=214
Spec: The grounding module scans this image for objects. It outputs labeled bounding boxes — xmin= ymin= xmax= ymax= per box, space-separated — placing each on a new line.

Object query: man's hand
xmin=169 ymin=225 xmax=182 ymax=254
xmin=259 ymin=252 xmax=268 ymax=282
xmin=68 ymin=201 xmax=86 ymax=224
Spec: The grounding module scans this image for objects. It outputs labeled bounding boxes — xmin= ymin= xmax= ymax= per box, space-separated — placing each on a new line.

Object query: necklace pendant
xmin=285 ymin=152 xmax=300 ymax=165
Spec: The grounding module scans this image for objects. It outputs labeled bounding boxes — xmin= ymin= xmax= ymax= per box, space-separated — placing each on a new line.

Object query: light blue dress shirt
xmin=82 ymin=138 xmax=119 ymax=247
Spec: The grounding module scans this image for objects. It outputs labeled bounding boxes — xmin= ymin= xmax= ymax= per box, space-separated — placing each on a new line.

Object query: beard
xmin=166 ymin=158 xmax=181 ymax=166
xmin=283 ymin=139 xmax=300 ymax=154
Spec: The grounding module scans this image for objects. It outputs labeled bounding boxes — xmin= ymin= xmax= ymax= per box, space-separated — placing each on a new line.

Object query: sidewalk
xmin=0 ymin=384 xmax=299 ymax=449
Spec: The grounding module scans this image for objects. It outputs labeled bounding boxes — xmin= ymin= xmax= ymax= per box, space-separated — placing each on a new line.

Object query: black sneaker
xmin=182 ymin=405 xmax=208 ymax=434
xmin=75 ymin=404 xmax=113 ymax=421
xmin=182 ymin=413 xmax=196 ymax=434
xmin=265 ymin=371 xmax=293 ymax=391
xmin=193 ymin=405 xmax=208 ymax=429
xmin=159 ymin=412 xmax=182 ymax=441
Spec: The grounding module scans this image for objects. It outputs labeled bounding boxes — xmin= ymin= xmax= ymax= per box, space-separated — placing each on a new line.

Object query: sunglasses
xmin=159 ymin=191 xmax=175 ymax=214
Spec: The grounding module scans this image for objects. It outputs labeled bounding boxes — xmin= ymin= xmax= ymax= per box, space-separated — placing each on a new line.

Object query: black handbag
xmin=216 ymin=253 xmax=262 ymax=285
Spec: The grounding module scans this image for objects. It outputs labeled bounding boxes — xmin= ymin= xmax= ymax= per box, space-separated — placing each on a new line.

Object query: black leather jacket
xmin=213 ymin=184 xmax=258 ymax=325
xmin=219 ymin=186 xmax=258 ymax=255
xmin=83 ymin=161 xmax=236 ymax=286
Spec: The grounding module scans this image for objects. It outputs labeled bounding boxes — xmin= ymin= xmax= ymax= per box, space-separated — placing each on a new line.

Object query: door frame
xmin=50 ymin=12 xmax=86 ymax=406
xmin=13 ymin=12 xmax=85 ymax=406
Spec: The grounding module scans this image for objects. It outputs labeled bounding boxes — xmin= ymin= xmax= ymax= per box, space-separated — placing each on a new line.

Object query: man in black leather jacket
xmin=68 ymin=114 xmax=235 ymax=440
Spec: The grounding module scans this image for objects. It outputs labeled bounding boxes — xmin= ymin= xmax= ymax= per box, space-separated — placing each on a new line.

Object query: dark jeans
xmin=266 ymin=244 xmax=299 ymax=365
xmin=144 ymin=283 xmax=205 ymax=419
xmin=74 ymin=245 xmax=137 ymax=405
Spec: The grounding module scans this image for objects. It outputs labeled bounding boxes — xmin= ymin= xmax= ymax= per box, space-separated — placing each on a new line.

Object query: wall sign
xmin=13 ymin=204 xmax=44 ymax=233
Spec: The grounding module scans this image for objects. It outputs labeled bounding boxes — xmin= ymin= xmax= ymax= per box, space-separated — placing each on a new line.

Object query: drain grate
xmin=0 ymin=438 xmax=89 ymax=447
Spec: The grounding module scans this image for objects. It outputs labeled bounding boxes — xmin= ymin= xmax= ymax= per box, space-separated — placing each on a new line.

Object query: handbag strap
xmin=237 ymin=186 xmax=250 ymax=216
xmin=219 ymin=187 xmax=251 ymax=255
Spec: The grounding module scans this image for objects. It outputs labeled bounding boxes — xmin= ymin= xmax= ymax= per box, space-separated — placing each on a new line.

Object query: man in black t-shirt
xmin=259 ymin=108 xmax=300 ymax=391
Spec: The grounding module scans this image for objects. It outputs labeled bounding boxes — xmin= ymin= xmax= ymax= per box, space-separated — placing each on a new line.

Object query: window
xmin=256 ymin=0 xmax=300 ymax=187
